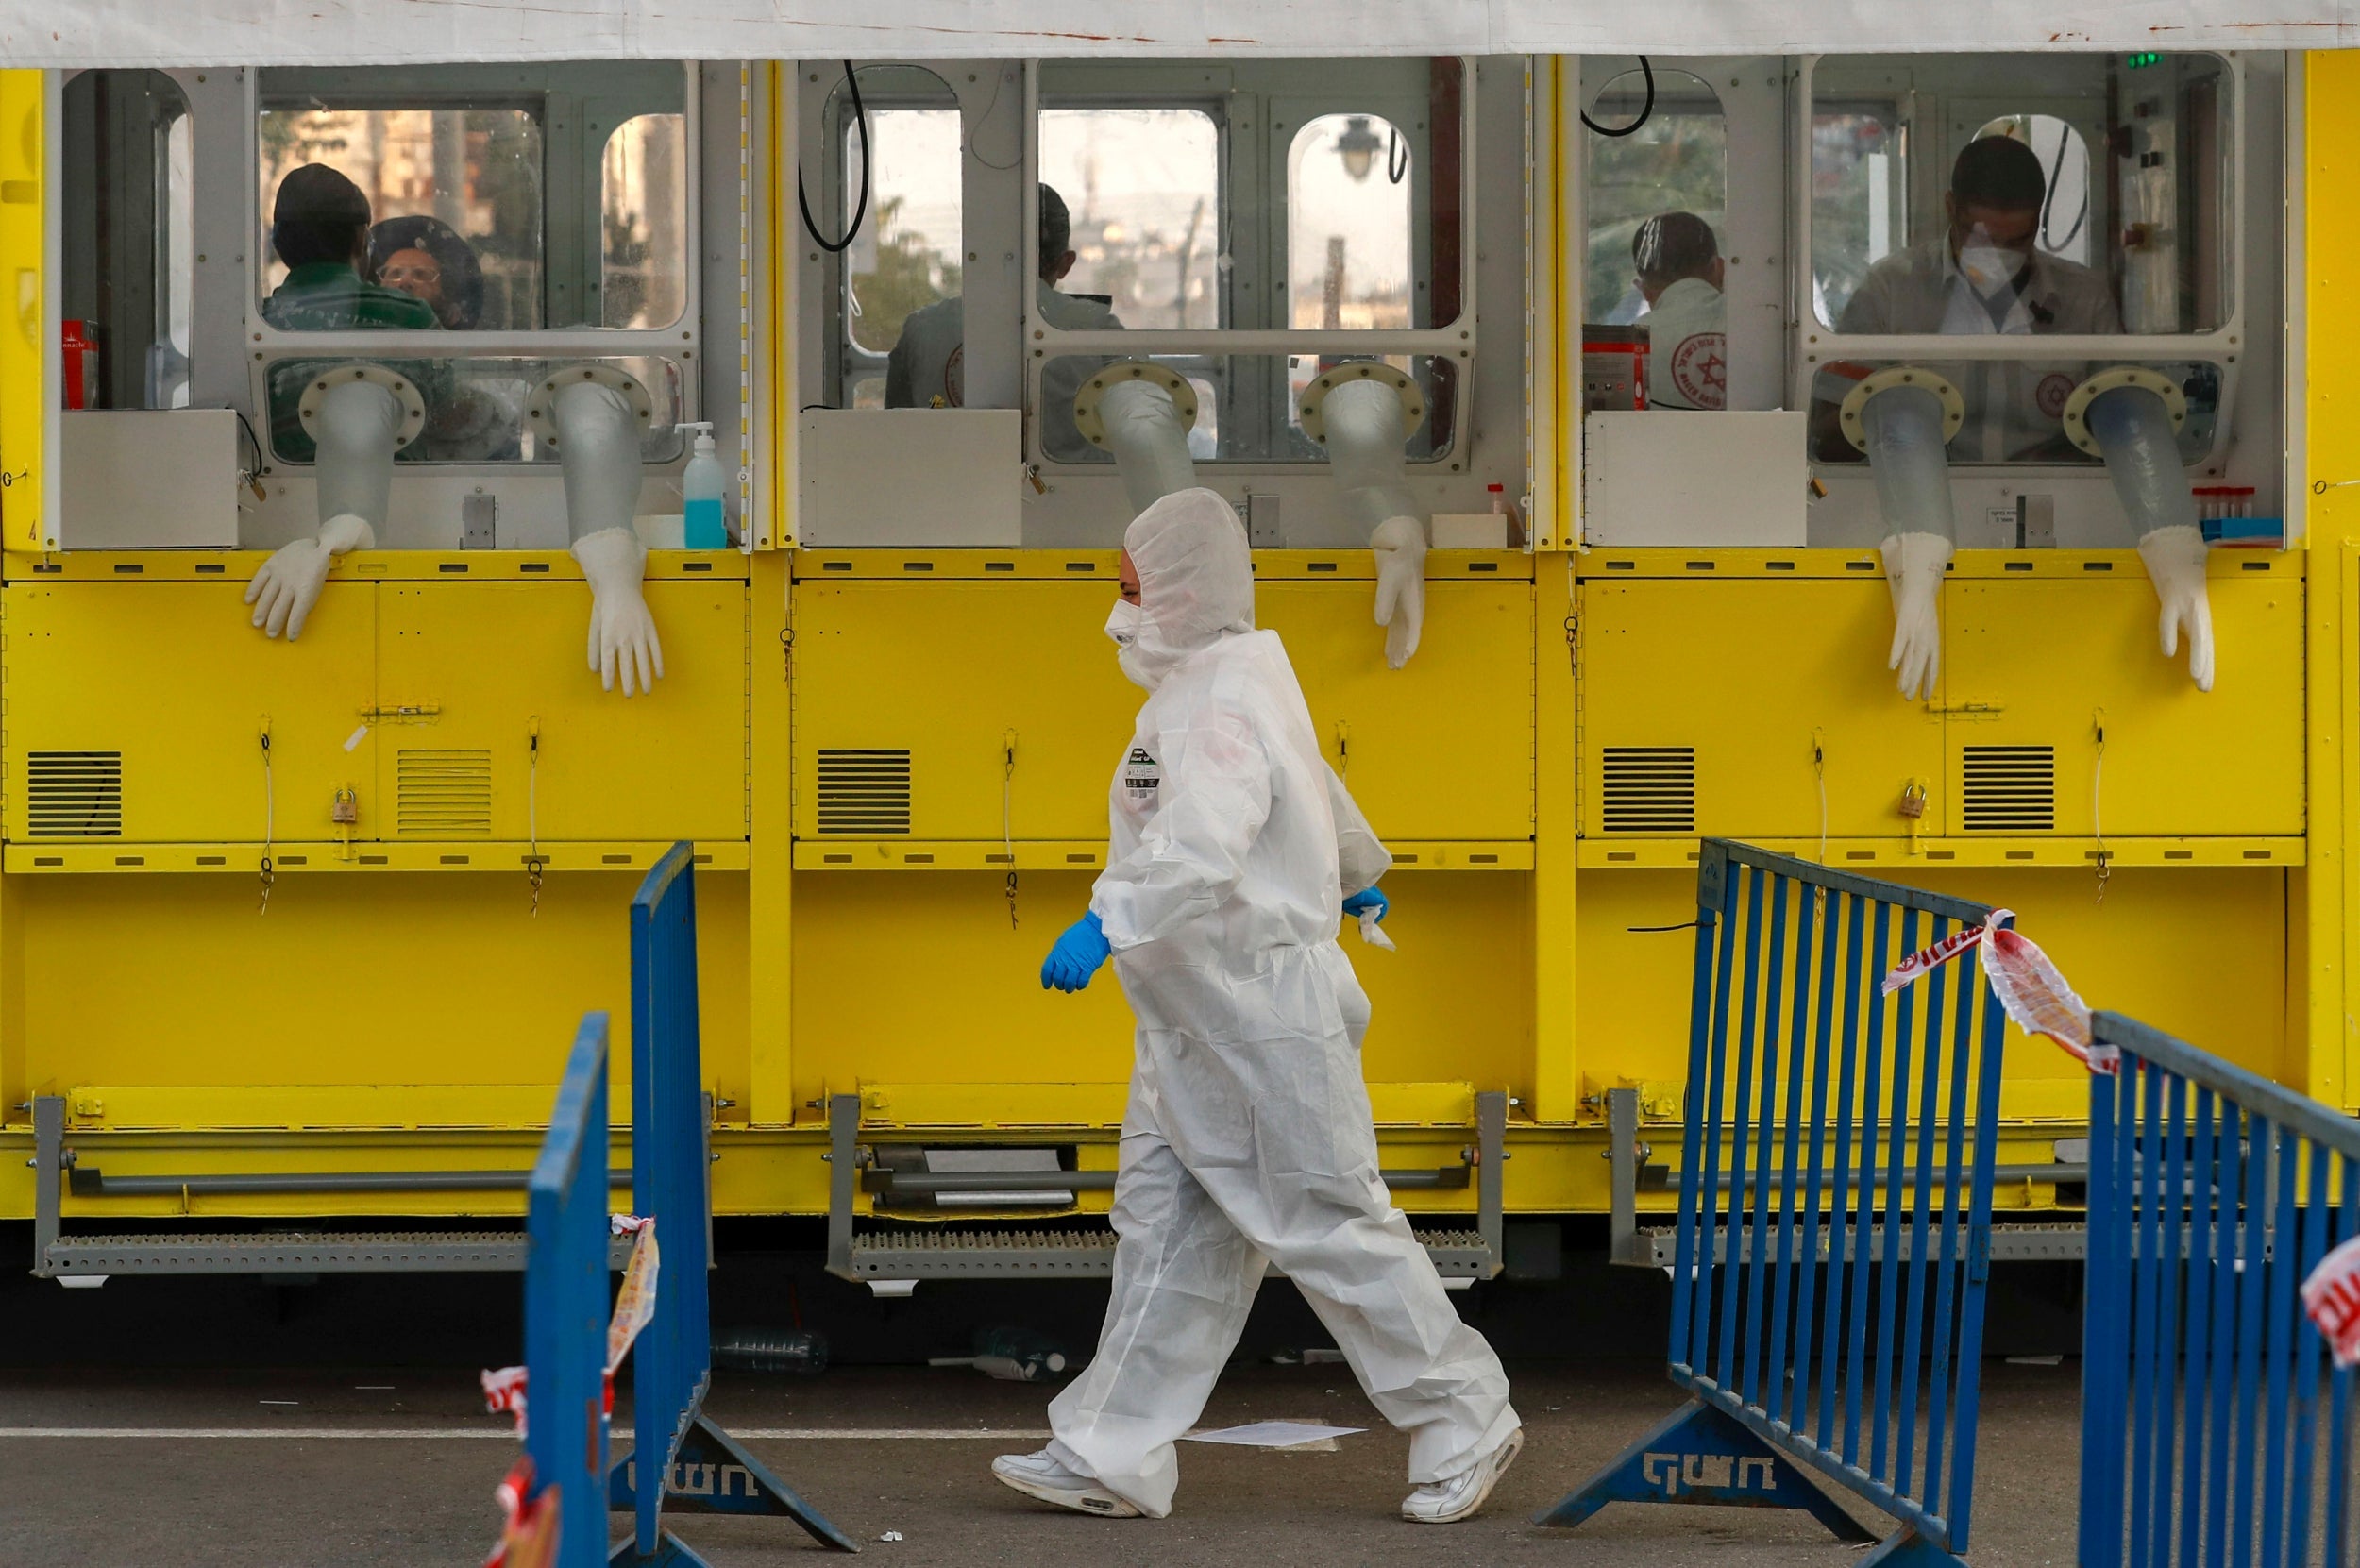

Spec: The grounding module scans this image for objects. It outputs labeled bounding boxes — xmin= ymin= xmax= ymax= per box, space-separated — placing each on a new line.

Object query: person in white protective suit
xmin=992 ymin=487 xmax=1522 ymax=1525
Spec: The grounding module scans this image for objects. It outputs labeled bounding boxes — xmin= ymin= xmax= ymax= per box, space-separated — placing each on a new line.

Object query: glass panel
xmin=600 ymin=112 xmax=687 ymax=329
xmin=260 ymin=106 xmax=545 ymax=329
xmin=60 ymin=70 xmax=194 ymax=409
xmin=1810 ymin=107 xmax=1905 ymax=329
xmin=1582 ymin=66 xmax=1727 ymax=324
xmin=160 ymin=108 xmax=194 ymax=407
xmin=1287 ymin=113 xmax=1412 ymax=329
xmin=1812 ymin=52 xmax=2234 ymax=335
xmin=1039 ymin=108 xmax=1222 ymax=329
xmin=1582 ymin=64 xmax=1728 ymax=410
xmin=263 ymin=355 xmax=686 ymax=464
xmin=1042 ymin=352 xmax=1454 ymax=464
xmin=826 ymin=66 xmax=964 ymax=409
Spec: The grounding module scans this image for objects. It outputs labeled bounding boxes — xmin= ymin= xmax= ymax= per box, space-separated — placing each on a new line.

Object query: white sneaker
xmin=1401 ymin=1428 xmax=1524 ymax=1524
xmin=991 ymin=1450 xmax=1142 ymax=1518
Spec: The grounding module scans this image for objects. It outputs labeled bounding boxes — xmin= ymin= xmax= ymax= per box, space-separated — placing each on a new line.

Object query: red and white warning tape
xmin=1881 ymin=909 xmax=2110 ymax=1071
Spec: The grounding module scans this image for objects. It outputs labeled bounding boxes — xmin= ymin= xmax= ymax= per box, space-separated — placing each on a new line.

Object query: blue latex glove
xmin=1342 ymin=885 xmax=1389 ymax=924
xmin=1041 ymin=911 xmax=1111 ymax=993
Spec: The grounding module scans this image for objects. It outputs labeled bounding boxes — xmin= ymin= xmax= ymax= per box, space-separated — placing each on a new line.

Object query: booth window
xmin=829 ymin=66 xmax=963 ymax=409
xmin=600 ymin=111 xmax=687 ymax=329
xmin=1286 ymin=112 xmax=1412 ymax=329
xmin=1039 ymin=107 xmax=1222 ymax=329
xmin=1582 ymin=65 xmax=1727 ymax=326
xmin=61 ymin=70 xmax=194 ymax=409
xmin=1810 ymin=52 xmax=2234 ymax=335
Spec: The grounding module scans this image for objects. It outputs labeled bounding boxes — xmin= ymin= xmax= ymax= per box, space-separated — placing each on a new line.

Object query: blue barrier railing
xmin=2078 ymin=1011 xmax=2359 ymax=1568
xmin=522 ymin=1012 xmax=613 ymax=1568
xmin=608 ymin=842 xmax=857 ymax=1560
xmin=1542 ymin=840 xmax=2008 ymax=1566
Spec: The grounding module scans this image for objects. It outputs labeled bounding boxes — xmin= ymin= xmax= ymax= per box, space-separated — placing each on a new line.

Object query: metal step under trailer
xmin=823 ymin=1091 xmax=1509 ymax=1295
xmin=25 ymin=1094 xmax=635 ymax=1282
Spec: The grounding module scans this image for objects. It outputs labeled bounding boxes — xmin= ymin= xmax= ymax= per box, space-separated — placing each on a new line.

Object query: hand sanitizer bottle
xmin=676 ymin=422 xmax=727 ymax=548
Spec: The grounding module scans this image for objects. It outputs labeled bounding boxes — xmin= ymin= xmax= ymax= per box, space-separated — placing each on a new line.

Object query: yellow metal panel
xmin=2 ymin=840 xmax=748 ymax=873
xmin=1581 ymin=578 xmax=1945 ymax=838
xmin=376 ymin=581 xmax=748 ymax=842
xmin=4 ymin=582 xmax=377 ymax=842
xmin=1945 ymin=570 xmax=2305 ymax=836
xmin=1261 ymin=582 xmax=1533 ymax=841
xmin=1576 ymin=837 xmax=2303 ymax=869
xmin=791 ymin=870 xmax=1531 ymax=1128
xmin=58 ymin=1085 xmax=560 ymax=1131
xmin=16 ymin=868 xmax=749 ymax=1107
xmin=1576 ymin=865 xmax=2290 ymax=1121
xmin=792 ymin=569 xmax=1532 ymax=845
xmin=1535 ymin=554 xmax=1578 ymax=1120
xmin=0 ymin=69 xmax=47 ymax=553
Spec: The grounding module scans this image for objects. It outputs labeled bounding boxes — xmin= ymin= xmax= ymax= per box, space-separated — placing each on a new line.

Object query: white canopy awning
xmin=8 ymin=0 xmax=2352 ymax=68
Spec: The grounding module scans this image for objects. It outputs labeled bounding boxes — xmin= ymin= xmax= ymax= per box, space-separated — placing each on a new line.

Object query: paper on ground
xmin=1181 ymin=1420 xmax=1364 ymax=1448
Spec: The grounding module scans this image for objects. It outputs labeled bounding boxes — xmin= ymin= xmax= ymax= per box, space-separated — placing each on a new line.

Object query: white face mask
xmin=1957 ymin=226 xmax=2031 ymax=300
xmin=1104 ymin=598 xmax=1142 ymax=648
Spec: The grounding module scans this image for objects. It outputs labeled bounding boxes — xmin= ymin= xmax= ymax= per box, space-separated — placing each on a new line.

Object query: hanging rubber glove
xmin=1881 ymin=531 xmax=1952 ymax=701
xmin=2138 ymin=523 xmax=2215 ymax=692
xmin=1371 ymin=515 xmax=1427 ymax=670
xmin=1040 ymin=911 xmax=1110 ymax=993
xmin=245 ymin=512 xmax=373 ymax=641
xmin=571 ymin=527 xmax=666 ymax=697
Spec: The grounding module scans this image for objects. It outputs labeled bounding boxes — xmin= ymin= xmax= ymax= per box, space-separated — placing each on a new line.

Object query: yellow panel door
xmin=791 ymin=580 xmax=1139 ymax=841
xmin=1944 ymin=573 xmax=2304 ymax=836
xmin=1579 ymin=579 xmax=1946 ymax=838
xmin=1260 ymin=581 xmax=1534 ymax=842
xmin=375 ymin=581 xmax=748 ymax=842
xmin=4 ymin=582 xmax=377 ymax=842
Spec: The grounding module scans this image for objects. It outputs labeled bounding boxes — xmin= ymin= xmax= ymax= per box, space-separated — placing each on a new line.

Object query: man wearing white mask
xmin=993 ymin=488 xmax=1521 ymax=1526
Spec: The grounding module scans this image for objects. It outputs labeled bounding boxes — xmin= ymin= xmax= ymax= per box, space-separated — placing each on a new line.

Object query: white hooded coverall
xmin=1046 ymin=488 xmax=1518 ymax=1517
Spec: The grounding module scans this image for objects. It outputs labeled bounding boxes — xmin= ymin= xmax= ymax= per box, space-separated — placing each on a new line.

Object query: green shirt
xmin=262 ymin=261 xmax=441 ymax=332
xmin=263 ymin=261 xmax=454 ymax=462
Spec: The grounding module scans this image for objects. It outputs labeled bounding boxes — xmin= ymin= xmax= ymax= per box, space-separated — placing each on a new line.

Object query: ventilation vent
xmin=396 ymin=750 xmax=493 ymax=836
xmin=817 ymin=749 xmax=912 ymax=835
xmin=1601 ymin=747 xmax=1695 ymax=834
xmin=25 ymin=750 xmax=123 ymax=837
xmin=1962 ymin=746 xmax=2055 ymax=832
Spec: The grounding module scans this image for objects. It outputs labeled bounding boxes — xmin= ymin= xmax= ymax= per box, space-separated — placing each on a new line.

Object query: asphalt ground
xmin=0 ymin=1228 xmax=2089 ymax=1564
xmin=0 ymin=1361 xmax=2087 ymax=1564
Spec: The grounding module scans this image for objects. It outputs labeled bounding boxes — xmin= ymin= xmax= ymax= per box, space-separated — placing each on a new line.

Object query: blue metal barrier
xmin=2078 ymin=1011 xmax=2360 ymax=1568
xmin=1542 ymin=840 xmax=2009 ymax=1567
xmin=523 ymin=1012 xmax=614 ymax=1568
xmin=608 ymin=842 xmax=857 ymax=1560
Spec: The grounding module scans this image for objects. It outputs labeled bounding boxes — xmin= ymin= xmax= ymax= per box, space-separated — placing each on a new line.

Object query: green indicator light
xmin=2126 ymin=51 xmax=2163 ymax=69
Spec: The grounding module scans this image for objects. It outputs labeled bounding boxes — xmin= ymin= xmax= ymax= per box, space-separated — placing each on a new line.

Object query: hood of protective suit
xmin=1119 ymin=487 xmax=1255 ymax=690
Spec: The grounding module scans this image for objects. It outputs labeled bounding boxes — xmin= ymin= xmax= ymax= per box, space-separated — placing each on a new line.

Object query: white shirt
xmin=1642 ymin=277 xmax=1727 ymax=411
xmin=1829 ymin=236 xmax=2123 ymax=462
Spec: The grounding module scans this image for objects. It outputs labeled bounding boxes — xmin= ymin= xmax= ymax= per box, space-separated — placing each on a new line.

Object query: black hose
xmin=1387 ymin=126 xmax=1409 ymax=184
xmin=2038 ymin=121 xmax=2089 ymax=254
xmin=1581 ymin=58 xmax=1656 ymax=138
xmin=798 ymin=61 xmax=870 ymax=255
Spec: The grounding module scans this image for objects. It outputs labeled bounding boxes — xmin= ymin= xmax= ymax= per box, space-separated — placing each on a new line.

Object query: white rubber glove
xmin=244 ymin=512 xmax=373 ymax=641
xmin=1881 ymin=531 xmax=1952 ymax=701
xmin=571 ymin=527 xmax=665 ymax=697
xmin=2138 ymin=523 xmax=2215 ymax=693
xmin=1371 ymin=514 xmax=1427 ymax=670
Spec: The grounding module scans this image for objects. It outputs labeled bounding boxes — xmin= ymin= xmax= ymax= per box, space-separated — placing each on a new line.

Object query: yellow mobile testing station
xmin=1 ymin=4 xmax=2354 ymax=1290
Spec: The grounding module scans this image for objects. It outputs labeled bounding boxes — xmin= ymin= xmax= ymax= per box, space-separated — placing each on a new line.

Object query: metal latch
xmin=357 ymin=703 xmax=443 ymax=724
xmin=1922 ymin=699 xmax=2004 ymax=718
